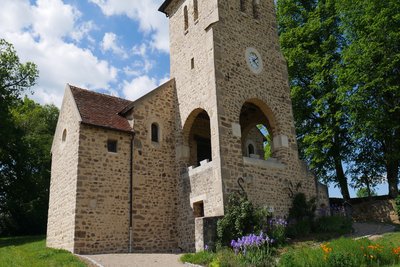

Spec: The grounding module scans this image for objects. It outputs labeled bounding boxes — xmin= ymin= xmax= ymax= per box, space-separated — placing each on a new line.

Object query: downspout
xmin=129 ymin=133 xmax=135 ymax=253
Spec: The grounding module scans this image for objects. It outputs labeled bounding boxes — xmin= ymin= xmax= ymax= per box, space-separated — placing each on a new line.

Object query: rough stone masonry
xmin=47 ymin=0 xmax=329 ymax=254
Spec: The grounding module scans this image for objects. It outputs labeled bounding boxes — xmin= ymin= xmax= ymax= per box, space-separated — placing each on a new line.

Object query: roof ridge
xmin=69 ymin=84 xmax=133 ymax=104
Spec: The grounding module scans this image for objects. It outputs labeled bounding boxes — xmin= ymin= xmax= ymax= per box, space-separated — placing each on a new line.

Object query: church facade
xmin=47 ymin=0 xmax=328 ymax=254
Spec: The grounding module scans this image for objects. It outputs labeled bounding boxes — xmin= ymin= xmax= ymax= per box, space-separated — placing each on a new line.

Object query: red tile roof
xmin=69 ymin=85 xmax=134 ymax=133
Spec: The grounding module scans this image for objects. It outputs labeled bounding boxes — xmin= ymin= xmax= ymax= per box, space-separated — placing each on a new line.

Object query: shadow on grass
xmin=0 ymin=235 xmax=45 ymax=247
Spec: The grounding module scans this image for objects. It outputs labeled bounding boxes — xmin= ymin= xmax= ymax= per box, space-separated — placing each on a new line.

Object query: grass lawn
xmin=0 ymin=236 xmax=87 ymax=267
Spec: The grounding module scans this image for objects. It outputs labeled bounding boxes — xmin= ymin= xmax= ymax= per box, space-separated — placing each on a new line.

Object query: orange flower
xmin=321 ymin=243 xmax=332 ymax=254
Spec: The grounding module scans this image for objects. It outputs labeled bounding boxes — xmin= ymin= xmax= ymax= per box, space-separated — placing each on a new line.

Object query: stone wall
xmin=73 ymin=125 xmax=132 ymax=254
xmin=212 ymin=0 xmax=318 ymax=212
xmin=352 ymin=199 xmax=399 ymax=224
xmin=195 ymin=216 xmax=222 ymax=252
xmin=47 ymin=87 xmax=81 ymax=252
xmin=130 ymin=80 xmax=179 ymax=252
xmin=167 ymin=0 xmax=225 ymax=251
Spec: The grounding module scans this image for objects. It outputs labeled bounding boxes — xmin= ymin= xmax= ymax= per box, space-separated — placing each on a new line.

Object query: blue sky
xmin=0 ymin=0 xmax=390 ymax=199
xmin=0 ymin=0 xmax=170 ymax=106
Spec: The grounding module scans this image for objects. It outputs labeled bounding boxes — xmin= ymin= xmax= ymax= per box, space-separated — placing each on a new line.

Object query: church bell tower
xmin=159 ymin=0 xmax=319 ymax=252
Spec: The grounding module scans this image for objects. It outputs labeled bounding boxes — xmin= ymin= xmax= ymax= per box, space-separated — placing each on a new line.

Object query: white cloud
xmin=32 ymin=0 xmax=80 ymax=41
xmin=71 ymin=21 xmax=97 ymax=43
xmin=101 ymin=32 xmax=128 ymax=58
xmin=123 ymin=75 xmax=170 ymax=101
xmin=0 ymin=0 xmax=117 ymax=107
xmin=89 ymin=0 xmax=169 ymax=53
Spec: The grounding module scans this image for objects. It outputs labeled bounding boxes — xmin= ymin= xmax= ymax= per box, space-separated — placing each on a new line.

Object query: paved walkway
xmin=80 ymin=253 xmax=184 ymax=267
xmin=350 ymin=222 xmax=397 ymax=240
xmin=80 ymin=222 xmax=397 ymax=267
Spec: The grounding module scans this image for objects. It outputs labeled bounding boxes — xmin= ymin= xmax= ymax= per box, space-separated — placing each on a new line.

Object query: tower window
xmin=151 ymin=123 xmax=159 ymax=143
xmin=184 ymin=6 xmax=189 ymax=32
xmin=191 ymin=58 xmax=195 ymax=69
xmin=253 ymin=0 xmax=260 ymax=19
xmin=193 ymin=0 xmax=199 ymax=21
xmin=240 ymin=0 xmax=246 ymax=12
xmin=107 ymin=140 xmax=117 ymax=153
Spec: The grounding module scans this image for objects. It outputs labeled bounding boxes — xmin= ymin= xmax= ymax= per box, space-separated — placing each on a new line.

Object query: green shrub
xmin=268 ymin=218 xmax=288 ymax=246
xmin=314 ymin=216 xmax=352 ymax=235
xmin=288 ymin=193 xmax=316 ymax=222
xmin=286 ymin=219 xmax=312 ymax=238
xmin=396 ymin=195 xmax=400 ymax=217
xmin=217 ymin=193 xmax=268 ymax=247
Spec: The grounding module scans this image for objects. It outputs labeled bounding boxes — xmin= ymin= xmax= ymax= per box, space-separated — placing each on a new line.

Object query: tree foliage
xmin=277 ymin=0 xmax=352 ymax=200
xmin=277 ymin=0 xmax=400 ymax=198
xmin=337 ymin=0 xmax=400 ymax=197
xmin=0 ymin=39 xmax=58 ymax=235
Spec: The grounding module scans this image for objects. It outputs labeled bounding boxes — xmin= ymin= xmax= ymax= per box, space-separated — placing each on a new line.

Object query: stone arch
xmin=182 ymin=108 xmax=212 ymax=167
xmin=239 ymin=99 xmax=277 ymax=159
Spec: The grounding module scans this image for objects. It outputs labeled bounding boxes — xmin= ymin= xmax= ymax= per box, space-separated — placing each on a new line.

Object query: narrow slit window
xmin=240 ymin=0 xmax=246 ymax=12
xmin=191 ymin=58 xmax=195 ymax=69
xmin=253 ymin=0 xmax=260 ymax=19
xmin=184 ymin=6 xmax=189 ymax=32
xmin=62 ymin=129 xmax=67 ymax=142
xmin=151 ymin=123 xmax=159 ymax=143
xmin=193 ymin=0 xmax=199 ymax=21
xmin=107 ymin=140 xmax=117 ymax=153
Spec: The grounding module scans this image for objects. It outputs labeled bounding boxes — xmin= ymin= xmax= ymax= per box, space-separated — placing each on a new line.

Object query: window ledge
xmin=243 ymin=156 xmax=286 ymax=169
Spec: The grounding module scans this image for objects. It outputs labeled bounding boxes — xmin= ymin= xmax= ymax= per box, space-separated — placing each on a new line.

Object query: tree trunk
xmin=334 ymin=156 xmax=350 ymax=201
xmin=387 ymin=159 xmax=399 ymax=198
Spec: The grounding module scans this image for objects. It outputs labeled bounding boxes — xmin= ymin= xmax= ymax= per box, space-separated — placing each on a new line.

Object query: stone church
xmin=47 ymin=0 xmax=328 ymax=254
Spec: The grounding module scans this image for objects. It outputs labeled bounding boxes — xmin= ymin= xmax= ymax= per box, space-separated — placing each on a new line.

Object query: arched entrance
xmin=183 ymin=109 xmax=212 ymax=167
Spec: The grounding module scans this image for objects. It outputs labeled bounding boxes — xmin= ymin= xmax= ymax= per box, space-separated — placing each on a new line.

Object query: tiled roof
xmin=158 ymin=0 xmax=174 ymax=14
xmin=69 ymin=85 xmax=134 ymax=133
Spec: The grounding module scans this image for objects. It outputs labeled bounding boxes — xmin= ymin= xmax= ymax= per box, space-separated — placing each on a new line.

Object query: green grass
xmin=181 ymin=232 xmax=400 ymax=267
xmin=0 ymin=236 xmax=87 ymax=267
xmin=180 ymin=250 xmax=216 ymax=265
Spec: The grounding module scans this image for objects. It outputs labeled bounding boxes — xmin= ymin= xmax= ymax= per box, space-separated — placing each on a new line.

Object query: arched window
xmin=62 ymin=129 xmax=67 ymax=142
xmin=151 ymin=123 xmax=159 ymax=143
xmin=193 ymin=0 xmax=199 ymax=21
xmin=240 ymin=101 xmax=275 ymax=160
xmin=184 ymin=6 xmax=189 ymax=32
xmin=253 ymin=0 xmax=260 ymax=19
xmin=248 ymin=144 xmax=255 ymax=156
xmin=240 ymin=0 xmax=246 ymax=12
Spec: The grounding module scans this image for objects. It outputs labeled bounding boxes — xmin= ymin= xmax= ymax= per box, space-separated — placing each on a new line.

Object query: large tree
xmin=3 ymin=98 xmax=58 ymax=235
xmin=277 ymin=0 xmax=352 ymax=200
xmin=338 ymin=0 xmax=400 ymax=197
xmin=0 ymin=39 xmax=59 ymax=235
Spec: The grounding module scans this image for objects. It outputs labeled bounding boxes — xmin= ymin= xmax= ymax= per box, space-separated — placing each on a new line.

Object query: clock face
xmin=245 ymin=48 xmax=263 ymax=74
xmin=248 ymin=52 xmax=260 ymax=70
